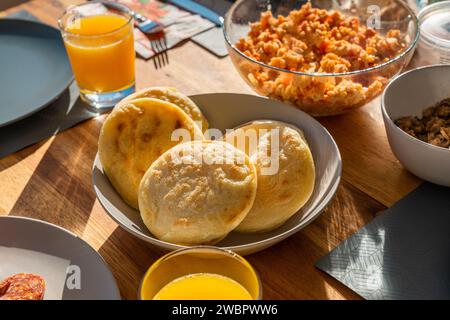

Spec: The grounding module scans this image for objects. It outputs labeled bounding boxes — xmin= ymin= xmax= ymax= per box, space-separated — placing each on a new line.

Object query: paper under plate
xmin=0 ymin=247 xmax=70 ymax=300
xmin=0 ymin=216 xmax=120 ymax=300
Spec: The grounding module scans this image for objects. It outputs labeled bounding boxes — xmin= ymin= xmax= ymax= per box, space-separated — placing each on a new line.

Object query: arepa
xmin=98 ymin=98 xmax=204 ymax=209
xmin=223 ymin=120 xmax=315 ymax=233
xmin=119 ymin=86 xmax=208 ymax=132
xmin=138 ymin=140 xmax=257 ymax=245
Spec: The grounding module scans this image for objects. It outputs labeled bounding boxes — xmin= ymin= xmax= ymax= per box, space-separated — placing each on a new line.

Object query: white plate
xmin=92 ymin=93 xmax=341 ymax=255
xmin=0 ymin=216 xmax=120 ymax=300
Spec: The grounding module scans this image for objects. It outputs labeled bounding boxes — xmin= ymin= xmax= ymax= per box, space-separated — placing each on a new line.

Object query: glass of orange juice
xmin=139 ymin=246 xmax=262 ymax=300
xmin=58 ymin=2 xmax=135 ymax=110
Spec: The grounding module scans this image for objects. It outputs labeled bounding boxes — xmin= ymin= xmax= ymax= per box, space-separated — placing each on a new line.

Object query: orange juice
xmin=139 ymin=247 xmax=262 ymax=300
xmin=153 ymin=273 xmax=253 ymax=300
xmin=63 ymin=14 xmax=135 ymax=93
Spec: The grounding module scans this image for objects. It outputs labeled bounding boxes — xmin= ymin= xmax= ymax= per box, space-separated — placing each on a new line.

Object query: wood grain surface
xmin=0 ymin=0 xmax=422 ymax=300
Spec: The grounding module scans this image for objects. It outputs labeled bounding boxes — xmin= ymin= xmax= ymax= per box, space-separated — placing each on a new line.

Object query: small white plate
xmin=92 ymin=93 xmax=341 ymax=255
xmin=0 ymin=216 xmax=120 ymax=300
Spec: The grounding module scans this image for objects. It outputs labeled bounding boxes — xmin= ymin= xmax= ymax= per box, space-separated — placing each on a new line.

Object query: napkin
xmin=192 ymin=26 xmax=228 ymax=57
xmin=190 ymin=0 xmax=232 ymax=57
xmin=0 ymin=246 xmax=70 ymax=300
xmin=316 ymin=182 xmax=450 ymax=300
xmin=116 ymin=0 xmax=215 ymax=59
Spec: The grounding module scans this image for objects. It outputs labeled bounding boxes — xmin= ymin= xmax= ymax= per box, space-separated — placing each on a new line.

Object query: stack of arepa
xmin=98 ymin=87 xmax=315 ymax=246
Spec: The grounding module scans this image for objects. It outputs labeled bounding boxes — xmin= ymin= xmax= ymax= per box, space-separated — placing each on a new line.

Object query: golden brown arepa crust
xmin=119 ymin=86 xmax=208 ymax=132
xmin=99 ymin=98 xmax=204 ymax=209
xmin=224 ymin=120 xmax=315 ymax=233
xmin=139 ymin=140 xmax=257 ymax=245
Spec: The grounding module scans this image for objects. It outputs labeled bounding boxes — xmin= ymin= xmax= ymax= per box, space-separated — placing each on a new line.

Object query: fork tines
xmin=150 ymin=33 xmax=169 ymax=69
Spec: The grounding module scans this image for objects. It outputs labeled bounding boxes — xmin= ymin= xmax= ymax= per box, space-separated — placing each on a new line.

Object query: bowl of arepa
xmin=93 ymin=88 xmax=341 ymax=255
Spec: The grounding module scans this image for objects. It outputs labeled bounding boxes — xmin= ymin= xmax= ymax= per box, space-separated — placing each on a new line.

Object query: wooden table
xmin=0 ymin=0 xmax=422 ymax=300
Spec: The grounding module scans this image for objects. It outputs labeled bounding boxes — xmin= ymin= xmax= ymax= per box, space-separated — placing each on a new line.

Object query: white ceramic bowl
xmin=93 ymin=93 xmax=341 ymax=255
xmin=382 ymin=65 xmax=450 ymax=186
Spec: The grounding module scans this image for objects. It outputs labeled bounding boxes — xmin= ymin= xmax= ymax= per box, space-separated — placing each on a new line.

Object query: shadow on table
xmin=0 ymin=141 xmax=46 ymax=172
xmin=97 ymin=182 xmax=370 ymax=300
xmin=246 ymin=230 xmax=362 ymax=300
xmin=6 ymin=85 xmax=100 ymax=234
xmin=97 ymin=226 xmax=165 ymax=300
xmin=7 ymin=129 xmax=98 ymax=233
xmin=0 ymin=0 xmax=29 ymax=11
xmin=96 ymin=180 xmax=379 ymax=300
xmin=0 ymin=82 xmax=96 ymax=164
xmin=249 ymin=180 xmax=385 ymax=300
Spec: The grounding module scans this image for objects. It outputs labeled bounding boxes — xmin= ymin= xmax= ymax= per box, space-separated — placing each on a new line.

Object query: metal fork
xmin=149 ymin=31 xmax=169 ymax=69
xmin=99 ymin=1 xmax=169 ymax=68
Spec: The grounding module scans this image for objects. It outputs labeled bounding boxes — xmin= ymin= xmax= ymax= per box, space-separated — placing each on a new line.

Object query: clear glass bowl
xmin=223 ymin=0 xmax=419 ymax=117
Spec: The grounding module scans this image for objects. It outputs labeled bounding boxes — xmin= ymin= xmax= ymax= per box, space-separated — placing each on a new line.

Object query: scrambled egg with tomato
xmin=235 ymin=3 xmax=407 ymax=116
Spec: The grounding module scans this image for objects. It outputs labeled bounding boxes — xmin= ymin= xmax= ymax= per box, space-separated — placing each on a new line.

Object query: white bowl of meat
xmin=381 ymin=65 xmax=450 ymax=187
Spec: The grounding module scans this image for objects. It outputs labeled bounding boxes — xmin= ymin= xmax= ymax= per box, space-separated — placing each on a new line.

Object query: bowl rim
xmin=92 ymin=93 xmax=342 ymax=254
xmin=58 ymin=1 xmax=134 ymax=39
xmin=381 ymin=64 xmax=450 ymax=155
xmin=94 ymin=154 xmax=341 ymax=252
xmin=138 ymin=245 xmax=263 ymax=300
xmin=223 ymin=0 xmax=420 ymax=77
xmin=418 ymin=0 xmax=450 ymax=48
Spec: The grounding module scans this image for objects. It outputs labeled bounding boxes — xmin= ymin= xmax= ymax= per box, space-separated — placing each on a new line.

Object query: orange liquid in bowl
xmin=63 ymin=14 xmax=135 ymax=93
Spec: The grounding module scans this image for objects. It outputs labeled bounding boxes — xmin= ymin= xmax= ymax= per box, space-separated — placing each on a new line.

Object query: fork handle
xmin=98 ymin=1 xmax=161 ymax=33
xmin=133 ymin=12 xmax=147 ymax=24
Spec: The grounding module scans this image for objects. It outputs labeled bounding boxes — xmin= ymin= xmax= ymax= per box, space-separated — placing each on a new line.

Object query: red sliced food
xmin=0 ymin=273 xmax=45 ymax=300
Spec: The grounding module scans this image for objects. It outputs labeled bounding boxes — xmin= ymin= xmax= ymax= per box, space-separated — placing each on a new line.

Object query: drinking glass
xmin=58 ymin=1 xmax=135 ymax=111
xmin=139 ymin=246 xmax=262 ymax=300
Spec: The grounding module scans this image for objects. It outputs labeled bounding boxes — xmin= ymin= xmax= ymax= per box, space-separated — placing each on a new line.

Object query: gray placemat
xmin=316 ymin=182 xmax=450 ymax=300
xmin=0 ymin=10 xmax=97 ymax=159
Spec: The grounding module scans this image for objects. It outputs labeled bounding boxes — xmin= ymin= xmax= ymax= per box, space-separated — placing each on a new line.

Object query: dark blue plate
xmin=0 ymin=19 xmax=73 ymax=127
